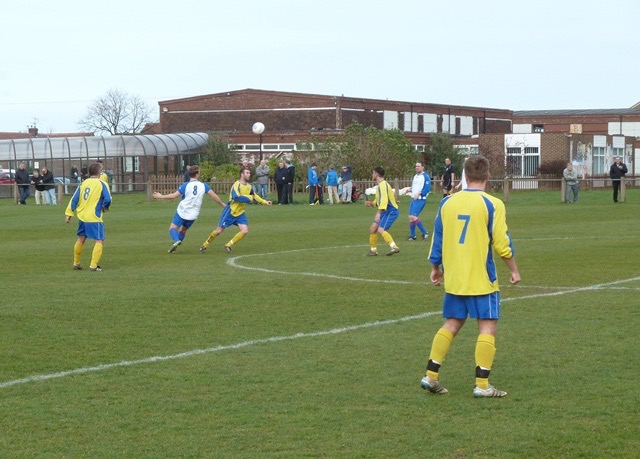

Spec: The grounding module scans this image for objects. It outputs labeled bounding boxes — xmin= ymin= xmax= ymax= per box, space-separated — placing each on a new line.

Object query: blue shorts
xmin=77 ymin=221 xmax=105 ymax=240
xmin=376 ymin=208 xmax=399 ymax=230
xmin=409 ymin=199 xmax=426 ymax=217
xmin=442 ymin=292 xmax=500 ymax=320
xmin=171 ymin=212 xmax=195 ymax=229
xmin=217 ymin=206 xmax=248 ymax=228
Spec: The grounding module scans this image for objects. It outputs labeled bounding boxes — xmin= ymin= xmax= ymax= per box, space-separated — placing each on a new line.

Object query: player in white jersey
xmin=406 ymin=161 xmax=431 ymax=241
xmin=153 ymin=165 xmax=226 ymax=253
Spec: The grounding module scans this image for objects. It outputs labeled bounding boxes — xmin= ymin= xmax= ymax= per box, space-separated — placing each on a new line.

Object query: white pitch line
xmin=0 ymin=311 xmax=441 ymax=389
xmin=2 ymin=250 xmax=639 ymax=389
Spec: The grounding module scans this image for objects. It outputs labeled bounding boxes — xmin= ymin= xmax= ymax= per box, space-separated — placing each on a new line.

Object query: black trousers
xmin=612 ymin=180 xmax=621 ymax=202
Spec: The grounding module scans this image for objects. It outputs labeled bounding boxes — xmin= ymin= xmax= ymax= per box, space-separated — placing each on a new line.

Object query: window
xmin=125 ymin=156 xmax=139 ymax=172
xmin=533 ymin=124 xmax=544 ymax=133
xmin=506 ymin=146 xmax=539 ymax=177
xmin=593 ymin=147 xmax=606 ymax=175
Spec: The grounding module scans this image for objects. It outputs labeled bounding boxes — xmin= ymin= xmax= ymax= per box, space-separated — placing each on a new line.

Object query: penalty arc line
xmin=1 ymin=272 xmax=638 ymax=389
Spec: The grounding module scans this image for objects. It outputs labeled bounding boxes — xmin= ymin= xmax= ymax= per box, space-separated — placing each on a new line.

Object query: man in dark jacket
xmin=285 ymin=159 xmax=295 ymax=205
xmin=41 ymin=166 xmax=57 ymax=205
xmin=274 ymin=161 xmax=288 ymax=204
xmin=609 ymin=156 xmax=628 ymax=203
xmin=15 ymin=162 xmax=31 ymax=205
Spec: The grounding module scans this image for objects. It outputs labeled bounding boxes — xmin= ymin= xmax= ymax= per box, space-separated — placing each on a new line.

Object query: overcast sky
xmin=1 ymin=0 xmax=638 ymax=134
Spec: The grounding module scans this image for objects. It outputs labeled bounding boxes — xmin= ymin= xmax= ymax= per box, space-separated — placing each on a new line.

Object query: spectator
xmin=15 ymin=162 xmax=31 ymax=205
xmin=31 ymin=170 xmax=46 ymax=205
xmin=70 ymin=164 xmax=79 ymax=183
xmin=609 ymin=156 xmax=627 ymax=203
xmin=340 ymin=165 xmax=353 ymax=203
xmin=308 ymin=163 xmax=320 ymax=205
xmin=274 ymin=161 xmax=288 ymax=204
xmin=325 ymin=165 xmax=339 ymax=205
xmin=184 ymin=165 xmax=191 ymax=183
xmin=80 ymin=164 xmax=88 ymax=181
xmin=563 ymin=162 xmax=579 ymax=203
xmin=41 ymin=166 xmax=57 ymax=205
xmin=255 ymin=159 xmax=270 ymax=200
xmin=285 ymin=159 xmax=295 ymax=204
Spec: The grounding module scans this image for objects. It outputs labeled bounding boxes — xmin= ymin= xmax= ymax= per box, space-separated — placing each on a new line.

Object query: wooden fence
xmin=1 ymin=176 xmax=633 ymax=204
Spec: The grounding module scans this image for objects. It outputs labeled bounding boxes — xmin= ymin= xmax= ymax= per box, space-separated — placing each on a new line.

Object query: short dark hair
xmin=88 ymin=163 xmax=101 ymax=176
xmin=240 ymin=166 xmax=252 ymax=177
xmin=189 ymin=165 xmax=199 ymax=177
xmin=373 ymin=166 xmax=385 ymax=177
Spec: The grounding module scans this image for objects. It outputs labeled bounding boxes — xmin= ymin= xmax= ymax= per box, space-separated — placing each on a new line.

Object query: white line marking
xmin=0 ymin=311 xmax=441 ymax=389
xmin=2 ymin=245 xmax=639 ymax=390
xmin=227 ymin=245 xmax=425 ymax=285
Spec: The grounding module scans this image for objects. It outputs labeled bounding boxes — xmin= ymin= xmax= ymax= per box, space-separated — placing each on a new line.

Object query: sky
xmin=1 ymin=0 xmax=638 ymax=134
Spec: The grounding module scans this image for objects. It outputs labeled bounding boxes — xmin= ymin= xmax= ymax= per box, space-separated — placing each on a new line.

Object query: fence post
xmin=393 ymin=178 xmax=400 ymax=200
xmin=503 ymin=178 xmax=509 ymax=202
xmin=621 ymin=176 xmax=626 ymax=203
xmin=57 ymin=182 xmax=63 ymax=203
xmin=13 ymin=183 xmax=18 ymax=204
xmin=560 ymin=179 xmax=566 ymax=203
xmin=146 ymin=181 xmax=153 ymax=204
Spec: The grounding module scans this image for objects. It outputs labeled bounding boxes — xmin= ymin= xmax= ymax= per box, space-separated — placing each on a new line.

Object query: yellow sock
xmin=426 ymin=328 xmax=454 ymax=380
xmin=369 ymin=233 xmax=378 ymax=251
xmin=381 ymin=230 xmax=396 ymax=248
xmin=204 ymin=231 xmax=218 ymax=247
xmin=90 ymin=242 xmax=103 ymax=269
xmin=227 ymin=232 xmax=245 ymax=247
xmin=475 ymin=334 xmax=496 ymax=388
xmin=73 ymin=241 xmax=84 ymax=265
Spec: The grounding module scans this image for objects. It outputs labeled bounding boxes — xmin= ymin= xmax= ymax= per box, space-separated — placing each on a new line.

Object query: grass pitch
xmin=0 ymin=189 xmax=639 ymax=457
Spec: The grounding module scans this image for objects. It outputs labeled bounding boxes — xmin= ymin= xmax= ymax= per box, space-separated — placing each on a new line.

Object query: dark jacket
xmin=16 ymin=169 xmax=30 ymax=187
xmin=32 ymin=174 xmax=45 ymax=191
xmin=609 ymin=162 xmax=628 ymax=180
xmin=275 ymin=166 xmax=288 ymax=185
xmin=41 ymin=170 xmax=55 ymax=190
xmin=286 ymin=165 xmax=295 ymax=184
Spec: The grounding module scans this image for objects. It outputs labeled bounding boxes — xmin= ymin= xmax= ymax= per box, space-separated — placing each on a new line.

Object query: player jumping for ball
xmin=421 ymin=155 xmax=520 ymax=398
xmin=200 ymin=166 xmax=272 ymax=254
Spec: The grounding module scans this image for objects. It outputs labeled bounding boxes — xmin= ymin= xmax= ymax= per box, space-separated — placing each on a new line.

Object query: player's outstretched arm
xmin=207 ymin=189 xmax=226 ymax=207
xmin=153 ymin=191 xmax=181 ymax=200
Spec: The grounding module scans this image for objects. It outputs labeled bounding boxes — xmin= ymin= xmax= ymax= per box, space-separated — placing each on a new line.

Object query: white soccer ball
xmin=252 ymin=122 xmax=265 ymax=135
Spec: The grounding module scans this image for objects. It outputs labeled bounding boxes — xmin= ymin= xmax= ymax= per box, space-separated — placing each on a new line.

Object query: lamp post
xmin=252 ymin=122 xmax=265 ymax=161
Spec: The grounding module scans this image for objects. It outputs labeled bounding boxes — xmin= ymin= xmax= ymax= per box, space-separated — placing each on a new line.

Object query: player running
xmin=366 ymin=166 xmax=400 ymax=256
xmin=406 ymin=161 xmax=431 ymax=241
xmin=200 ymin=166 xmax=272 ymax=254
xmin=153 ymin=165 xmax=226 ymax=253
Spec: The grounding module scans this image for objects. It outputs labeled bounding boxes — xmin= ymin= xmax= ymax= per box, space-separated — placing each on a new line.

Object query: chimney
xmin=28 ymin=127 xmax=39 ymax=137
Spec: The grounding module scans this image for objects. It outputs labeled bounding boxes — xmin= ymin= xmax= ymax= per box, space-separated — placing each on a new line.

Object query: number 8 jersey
xmin=428 ymin=190 xmax=514 ymax=295
xmin=65 ymin=177 xmax=111 ymax=223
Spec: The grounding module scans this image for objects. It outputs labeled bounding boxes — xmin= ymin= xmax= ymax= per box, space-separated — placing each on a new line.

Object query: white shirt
xmin=177 ymin=179 xmax=211 ymax=220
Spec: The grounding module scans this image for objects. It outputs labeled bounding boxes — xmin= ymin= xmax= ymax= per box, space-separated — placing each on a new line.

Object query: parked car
xmin=54 ymin=177 xmax=72 ymax=194
xmin=0 ymin=171 xmax=15 ymax=184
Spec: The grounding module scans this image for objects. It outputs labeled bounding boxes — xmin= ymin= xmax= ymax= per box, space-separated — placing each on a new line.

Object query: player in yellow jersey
xmin=421 ymin=155 xmax=520 ymax=398
xmin=200 ymin=167 xmax=272 ymax=254
xmin=65 ymin=163 xmax=112 ymax=271
xmin=366 ymin=166 xmax=400 ymax=256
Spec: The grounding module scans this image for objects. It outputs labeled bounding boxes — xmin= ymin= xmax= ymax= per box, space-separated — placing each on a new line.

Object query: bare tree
xmin=78 ymin=89 xmax=155 ymax=135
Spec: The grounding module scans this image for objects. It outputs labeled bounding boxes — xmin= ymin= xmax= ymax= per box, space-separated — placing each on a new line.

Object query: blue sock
xmin=169 ymin=228 xmax=180 ymax=242
xmin=416 ymin=219 xmax=427 ymax=235
xmin=409 ymin=221 xmax=416 ymax=238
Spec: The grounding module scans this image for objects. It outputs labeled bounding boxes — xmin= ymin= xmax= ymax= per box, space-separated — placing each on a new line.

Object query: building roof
xmin=514 ymin=108 xmax=640 ymax=117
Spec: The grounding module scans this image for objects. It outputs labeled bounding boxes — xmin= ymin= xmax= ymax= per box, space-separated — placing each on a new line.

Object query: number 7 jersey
xmin=428 ymin=190 xmax=514 ymax=295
